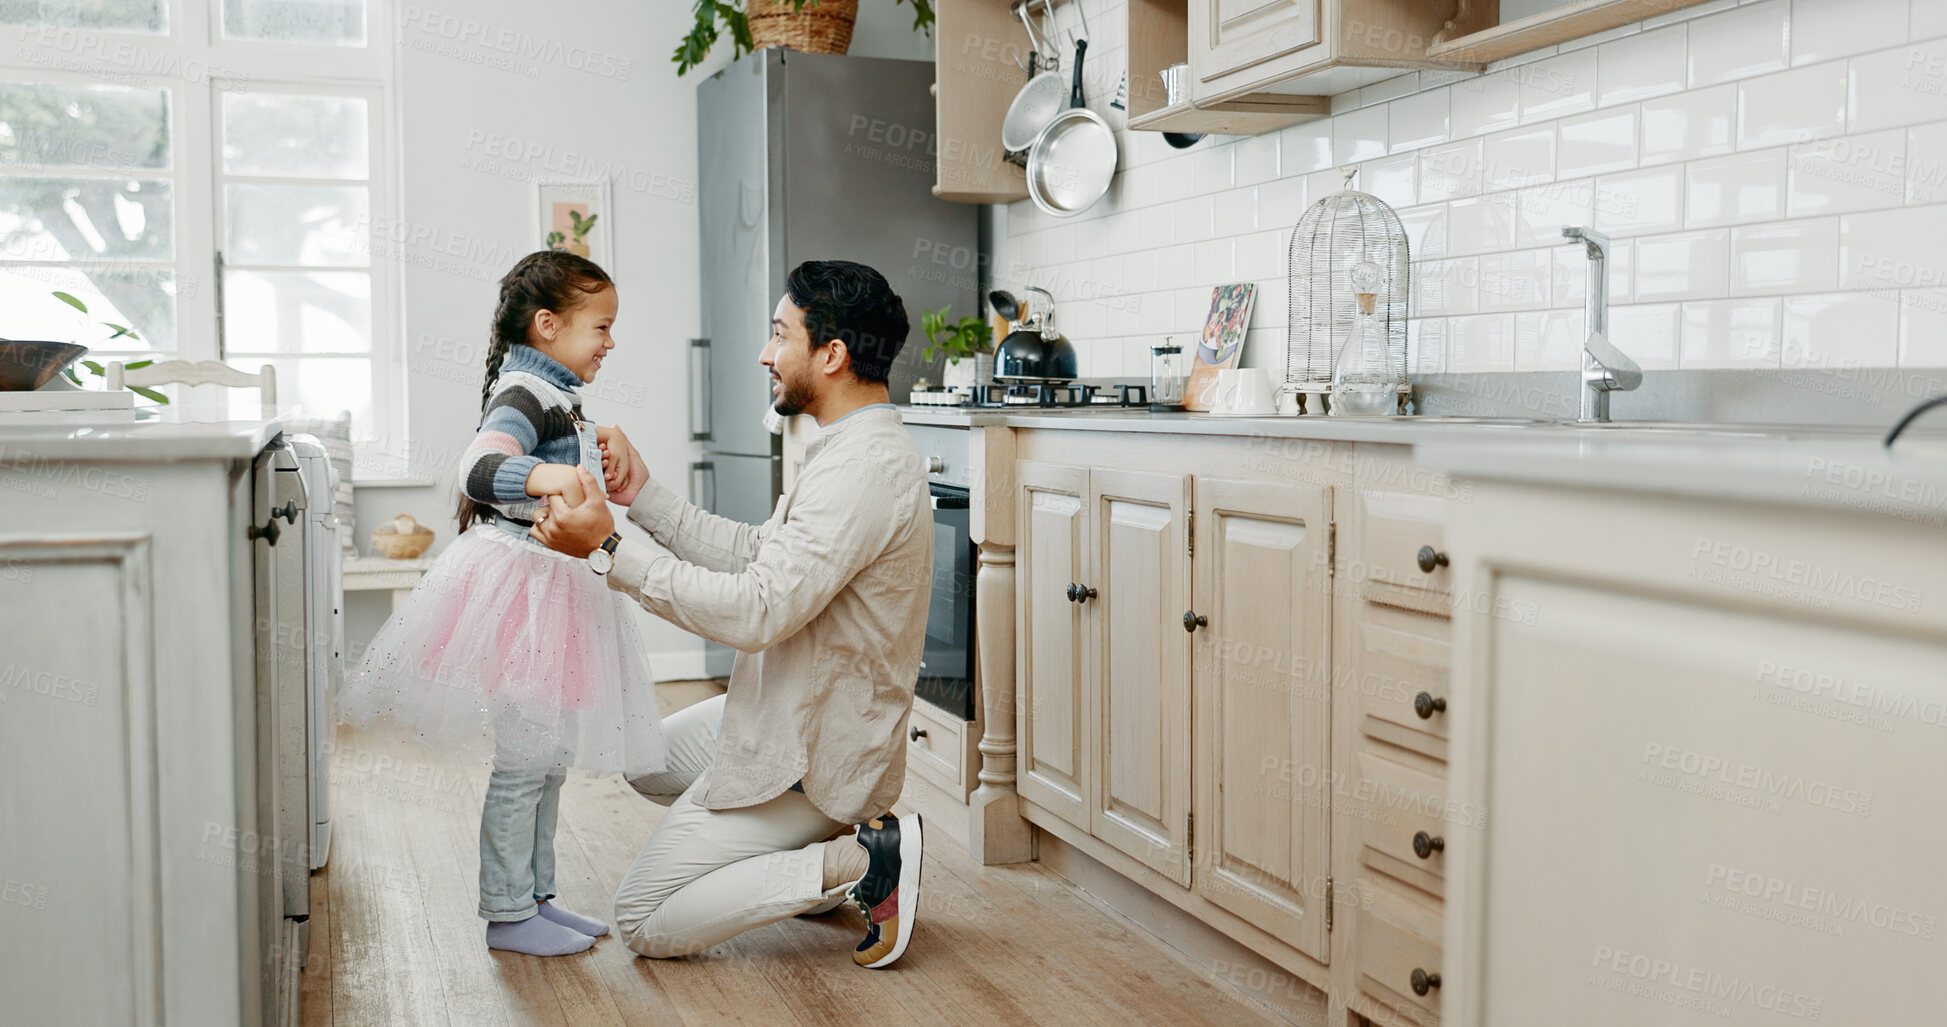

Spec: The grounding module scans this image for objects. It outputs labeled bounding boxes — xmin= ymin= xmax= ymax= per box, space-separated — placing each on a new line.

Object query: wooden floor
xmin=301 ymin=682 xmax=1289 ymax=1026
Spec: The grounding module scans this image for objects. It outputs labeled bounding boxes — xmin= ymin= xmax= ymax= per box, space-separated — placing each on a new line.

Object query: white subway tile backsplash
xmin=1281 ymin=121 xmax=1334 ymax=175
xmin=1730 ymin=218 xmax=1840 ymax=295
xmin=1447 ymin=193 xmax=1520 ymax=255
xmin=1364 ymin=153 xmax=1418 ymax=209
xmin=1595 ymin=166 xmax=1684 ymax=236
xmin=1480 ymin=250 xmax=1553 ymax=311
xmin=1420 ymin=139 xmax=1485 ymax=201
xmin=1514 ymin=308 xmax=1585 ymax=370
xmin=1518 ymin=50 xmax=1598 ymax=124
xmin=1335 ymin=106 xmax=1389 ymax=163
xmin=1781 ymin=291 xmax=1899 ymax=368
xmin=1839 ymin=203 xmax=1947 ymax=290
xmin=1686 ymin=149 xmax=1787 ymax=227
xmin=995 ymin=0 xmax=1947 ymax=379
xmin=1848 ymin=44 xmax=1947 ymax=134
xmin=1558 ymin=108 xmax=1640 ymax=177
xmin=1607 ymin=303 xmax=1682 ymax=369
xmin=1235 ymin=133 xmax=1281 ymax=187
xmin=1737 ymin=64 xmax=1847 ymax=150
xmin=1484 ymin=126 xmax=1558 ymax=190
xmin=1679 ymin=297 xmax=1782 ymax=367
xmin=1635 ymin=229 xmax=1732 ymax=300
xmin=1598 ymin=25 xmax=1688 ymax=107
xmin=1390 ymin=88 xmax=1451 ymax=153
xmin=1687 ymin=0 xmax=1789 ymax=88
xmin=1786 ymin=130 xmax=1906 ymax=215
xmin=1641 ymin=85 xmax=1738 ymax=164
xmin=1451 ymin=72 xmax=1522 ymax=137
xmin=1789 ymin=0 xmax=1908 ymax=67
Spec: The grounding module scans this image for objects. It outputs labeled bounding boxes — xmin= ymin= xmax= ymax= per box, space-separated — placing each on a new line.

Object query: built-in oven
xmin=909 ymin=424 xmax=977 ymax=721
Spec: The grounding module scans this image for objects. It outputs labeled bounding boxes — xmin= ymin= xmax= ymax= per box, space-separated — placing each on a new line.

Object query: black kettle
xmin=991 ymin=287 xmax=1077 ymax=383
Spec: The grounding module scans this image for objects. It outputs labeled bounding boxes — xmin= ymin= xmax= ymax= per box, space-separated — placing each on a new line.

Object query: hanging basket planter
xmin=749 ymin=0 xmax=859 ymax=57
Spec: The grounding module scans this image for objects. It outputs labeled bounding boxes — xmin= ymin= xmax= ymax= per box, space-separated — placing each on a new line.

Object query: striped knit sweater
xmin=458 ymin=345 xmax=588 ymax=526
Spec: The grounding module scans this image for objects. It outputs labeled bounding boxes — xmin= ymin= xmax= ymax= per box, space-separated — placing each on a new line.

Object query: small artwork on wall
xmin=1183 ymin=283 xmax=1256 ymax=411
xmin=535 ymin=180 xmax=612 ymax=272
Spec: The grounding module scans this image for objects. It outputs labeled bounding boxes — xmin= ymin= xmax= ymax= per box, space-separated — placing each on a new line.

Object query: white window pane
xmin=224 ymin=269 xmax=369 ymax=353
xmin=225 ymin=184 xmax=367 ymax=267
xmin=226 ymin=357 xmax=370 ymax=436
xmin=0 ymin=178 xmax=172 ymax=261
xmin=221 ymin=0 xmax=364 ymax=46
xmin=0 ymin=83 xmax=169 ymax=171
xmin=0 ymin=263 xmax=175 ymax=350
xmin=221 ymin=92 xmax=368 ymax=179
xmin=0 ymin=0 xmax=166 ymax=33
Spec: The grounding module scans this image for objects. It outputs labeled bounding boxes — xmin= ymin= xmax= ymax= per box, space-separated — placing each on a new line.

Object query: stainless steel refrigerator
xmin=692 ymin=50 xmax=977 ymax=676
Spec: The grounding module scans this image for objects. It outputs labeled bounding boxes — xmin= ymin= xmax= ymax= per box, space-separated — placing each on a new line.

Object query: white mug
xmin=1211 ymin=367 xmax=1276 ymax=414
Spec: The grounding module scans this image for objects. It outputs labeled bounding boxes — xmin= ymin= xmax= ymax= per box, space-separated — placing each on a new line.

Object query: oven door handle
xmin=931 ymin=494 xmax=970 ymax=510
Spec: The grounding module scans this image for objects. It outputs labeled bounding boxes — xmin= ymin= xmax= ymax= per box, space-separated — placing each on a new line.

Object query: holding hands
xmin=596 ymin=425 xmax=651 ymax=505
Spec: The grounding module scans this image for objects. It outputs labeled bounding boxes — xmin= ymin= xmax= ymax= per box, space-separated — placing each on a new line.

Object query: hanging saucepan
xmin=993 ymin=286 xmax=1078 ymax=383
xmin=1026 ymin=39 xmax=1117 ymax=218
xmin=1000 ymin=4 xmax=1066 ymax=164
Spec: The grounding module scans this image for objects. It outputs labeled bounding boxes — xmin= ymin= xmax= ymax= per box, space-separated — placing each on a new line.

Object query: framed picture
xmin=533 ymin=179 xmax=613 ymax=272
xmin=1183 ymin=283 xmax=1256 ymax=411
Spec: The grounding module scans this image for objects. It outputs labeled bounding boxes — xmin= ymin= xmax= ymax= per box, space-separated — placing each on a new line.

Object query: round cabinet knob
xmin=1411 ymin=968 xmax=1442 ymax=996
xmin=1074 ymin=584 xmax=1097 ymax=603
xmin=909 ymin=726 xmax=927 ymax=742
xmin=1182 ymin=610 xmax=1207 ymax=632
xmin=1416 ymin=545 xmax=1449 ymax=574
xmin=1412 ymin=831 xmax=1445 ymax=859
xmin=1066 ymin=582 xmax=1078 ymax=602
xmin=1414 ymin=692 xmax=1447 ymax=720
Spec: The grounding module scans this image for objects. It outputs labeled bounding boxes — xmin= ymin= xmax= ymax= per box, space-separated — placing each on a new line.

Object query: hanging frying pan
xmin=999 ymin=5 xmax=1066 ymax=161
xmin=1026 ymin=38 xmax=1117 ymax=218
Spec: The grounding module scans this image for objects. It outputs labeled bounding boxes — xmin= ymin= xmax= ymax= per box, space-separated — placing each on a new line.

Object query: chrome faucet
xmin=1562 ymin=226 xmax=1641 ymax=423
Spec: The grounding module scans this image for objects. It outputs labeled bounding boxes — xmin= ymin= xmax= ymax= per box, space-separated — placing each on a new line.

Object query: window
xmin=1 ymin=0 xmax=402 ymax=464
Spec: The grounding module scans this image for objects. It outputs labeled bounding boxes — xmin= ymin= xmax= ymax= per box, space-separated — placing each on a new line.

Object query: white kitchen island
xmin=0 ymin=405 xmax=305 ymax=1027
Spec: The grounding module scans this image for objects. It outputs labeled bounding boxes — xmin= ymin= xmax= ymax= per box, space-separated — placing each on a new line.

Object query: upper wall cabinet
xmin=1124 ymin=0 xmax=1722 ymax=136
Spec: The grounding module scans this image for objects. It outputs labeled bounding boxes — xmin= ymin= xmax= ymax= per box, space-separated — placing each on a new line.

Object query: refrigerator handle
xmin=689 ymin=338 xmax=713 ymax=441
xmin=690 ymin=461 xmax=717 ymax=513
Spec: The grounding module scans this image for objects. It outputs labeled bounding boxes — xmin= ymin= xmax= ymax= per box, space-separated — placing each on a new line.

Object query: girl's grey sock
xmin=535 ymin=900 xmax=610 ymax=937
xmin=485 ymin=913 xmax=595 ymax=956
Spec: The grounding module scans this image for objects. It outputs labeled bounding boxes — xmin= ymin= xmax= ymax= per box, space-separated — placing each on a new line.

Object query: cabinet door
xmin=1191 ymin=477 xmax=1333 ymax=962
xmin=1015 ymin=460 xmax=1091 ymax=831
xmin=1087 ymin=469 xmax=1194 ymax=885
xmin=1190 ymin=0 xmax=1322 ymax=90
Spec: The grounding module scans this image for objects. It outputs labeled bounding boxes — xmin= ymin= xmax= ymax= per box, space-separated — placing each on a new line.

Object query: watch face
xmin=589 ymin=547 xmax=614 ymax=574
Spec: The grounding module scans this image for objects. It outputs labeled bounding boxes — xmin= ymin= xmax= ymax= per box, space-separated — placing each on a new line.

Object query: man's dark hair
xmin=786 ymin=260 xmax=909 ymax=385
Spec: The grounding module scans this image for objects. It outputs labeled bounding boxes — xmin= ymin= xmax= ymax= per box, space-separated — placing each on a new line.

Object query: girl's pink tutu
xmin=339 ymin=523 xmax=667 ymax=776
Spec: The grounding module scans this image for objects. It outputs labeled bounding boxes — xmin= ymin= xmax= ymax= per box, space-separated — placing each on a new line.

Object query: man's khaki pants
xmin=612 ymin=694 xmax=856 ymax=958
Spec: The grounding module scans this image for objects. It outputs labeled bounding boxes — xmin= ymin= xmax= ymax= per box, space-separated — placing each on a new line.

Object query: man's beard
xmin=772 ymin=372 xmax=815 ymax=417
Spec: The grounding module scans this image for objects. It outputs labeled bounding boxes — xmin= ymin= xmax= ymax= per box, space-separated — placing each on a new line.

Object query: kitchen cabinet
xmin=1433 ymin=451 xmax=1947 ymax=1025
xmin=1016 ymin=460 xmax=1194 ymax=883
xmin=1189 ymin=476 xmax=1334 ymax=961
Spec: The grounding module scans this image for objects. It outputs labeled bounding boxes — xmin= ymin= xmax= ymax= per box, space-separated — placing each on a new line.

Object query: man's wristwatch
xmin=587 ymin=532 xmax=623 ymax=575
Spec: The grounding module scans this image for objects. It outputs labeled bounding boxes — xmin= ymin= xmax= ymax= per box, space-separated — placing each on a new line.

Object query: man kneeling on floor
xmin=532 ymin=259 xmax=932 ymax=967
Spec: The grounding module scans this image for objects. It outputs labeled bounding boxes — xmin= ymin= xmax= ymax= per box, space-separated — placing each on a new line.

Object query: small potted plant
xmin=675 ymin=0 xmax=934 ymax=76
xmin=545 ymin=210 xmax=598 ymax=258
xmin=921 ymin=306 xmax=993 ymax=391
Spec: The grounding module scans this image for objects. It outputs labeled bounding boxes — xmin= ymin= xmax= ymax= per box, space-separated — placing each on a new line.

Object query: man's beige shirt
xmin=606 ymin=406 xmax=933 ymax=824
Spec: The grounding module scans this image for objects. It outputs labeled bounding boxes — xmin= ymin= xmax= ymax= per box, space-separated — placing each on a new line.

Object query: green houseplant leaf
xmin=674 ymin=0 xmax=934 ymax=76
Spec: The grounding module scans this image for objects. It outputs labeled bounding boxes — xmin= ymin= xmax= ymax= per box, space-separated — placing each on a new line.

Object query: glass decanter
xmin=1330 ymin=262 xmax=1398 ymax=416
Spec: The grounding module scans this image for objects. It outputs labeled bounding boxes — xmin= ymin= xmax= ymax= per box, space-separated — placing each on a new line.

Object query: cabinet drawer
xmin=904 ymin=700 xmax=974 ymax=799
xmin=1358 ymin=752 xmax=1448 ymax=899
xmin=1355 ymin=901 xmax=1444 ymax=1025
xmin=1352 ymin=600 xmax=1451 ymax=759
xmin=1354 ymin=490 xmax=1453 ymax=605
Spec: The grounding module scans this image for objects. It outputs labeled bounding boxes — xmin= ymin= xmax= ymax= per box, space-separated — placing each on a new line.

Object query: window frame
xmin=0 ymin=0 xmax=407 ymax=467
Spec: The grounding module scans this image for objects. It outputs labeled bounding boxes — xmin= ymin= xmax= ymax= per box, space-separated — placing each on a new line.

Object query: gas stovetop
xmin=970 ymin=380 xmax=1151 ymax=409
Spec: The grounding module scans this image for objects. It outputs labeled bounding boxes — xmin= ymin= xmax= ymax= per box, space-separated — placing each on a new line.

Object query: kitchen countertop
xmin=0 ymin=402 xmax=293 ymax=462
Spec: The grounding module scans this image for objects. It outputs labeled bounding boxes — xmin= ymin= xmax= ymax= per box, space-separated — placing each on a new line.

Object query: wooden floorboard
xmin=302 ymin=680 xmax=1284 ymax=1026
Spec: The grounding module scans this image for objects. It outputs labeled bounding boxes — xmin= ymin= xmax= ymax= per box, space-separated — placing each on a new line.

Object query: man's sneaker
xmin=850 ymin=812 xmax=922 ymax=968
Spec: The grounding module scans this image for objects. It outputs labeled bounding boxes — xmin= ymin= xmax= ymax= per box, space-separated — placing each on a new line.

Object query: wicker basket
xmin=371 ymin=513 xmax=435 ymax=559
xmin=749 ymin=0 xmax=858 ymax=56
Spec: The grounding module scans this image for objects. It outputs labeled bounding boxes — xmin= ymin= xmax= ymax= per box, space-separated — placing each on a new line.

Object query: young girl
xmin=340 ymin=250 xmax=665 ymax=957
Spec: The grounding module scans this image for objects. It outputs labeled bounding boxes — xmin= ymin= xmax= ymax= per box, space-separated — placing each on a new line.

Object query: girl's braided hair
xmin=454 ymin=249 xmax=613 ymax=533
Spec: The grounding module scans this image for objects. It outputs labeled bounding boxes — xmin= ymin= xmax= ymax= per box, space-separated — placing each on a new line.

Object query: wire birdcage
xmin=1286 ymin=168 xmax=1411 ymax=412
